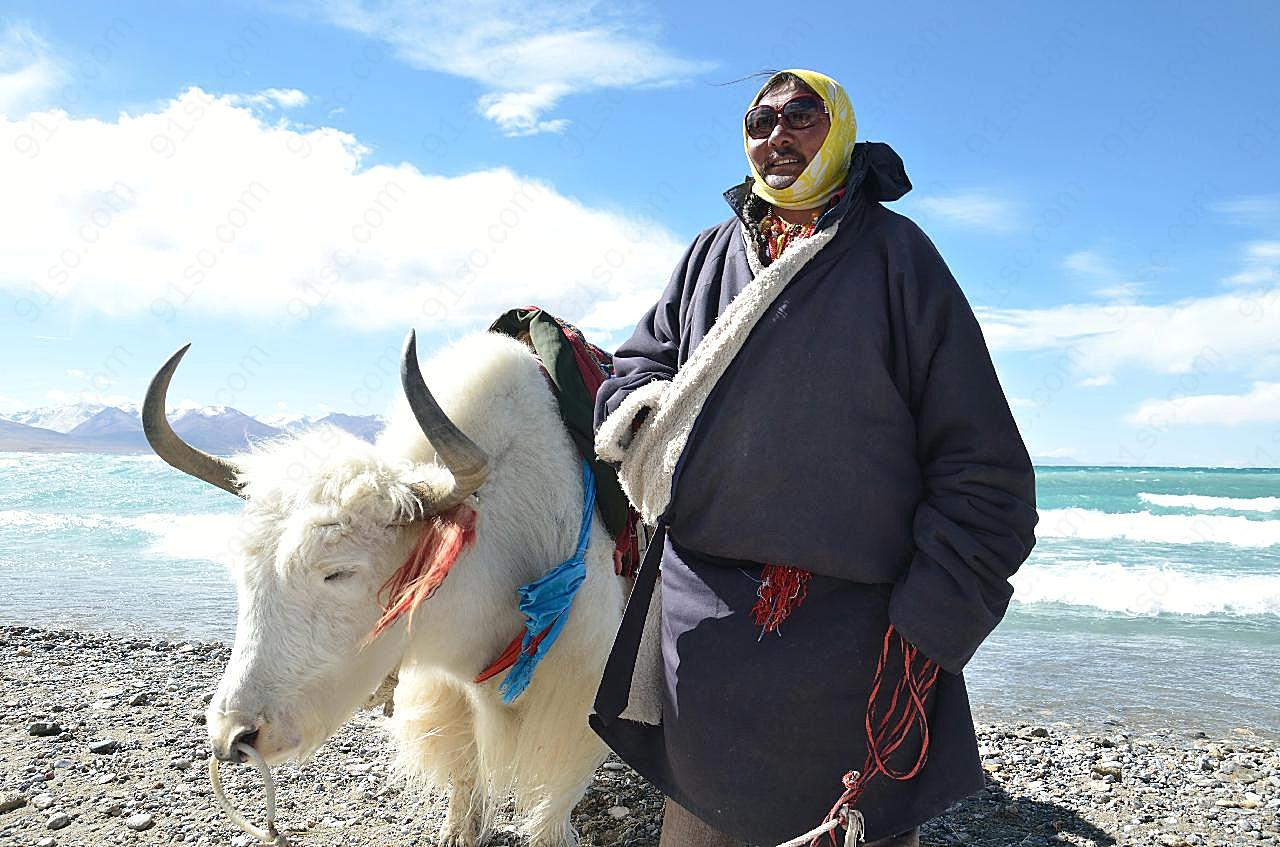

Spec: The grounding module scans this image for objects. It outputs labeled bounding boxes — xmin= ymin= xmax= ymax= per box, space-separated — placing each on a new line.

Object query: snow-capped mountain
xmin=312 ymin=413 xmax=384 ymax=441
xmin=1 ymin=403 xmax=385 ymax=453
xmin=165 ymin=406 xmax=282 ymax=454
xmin=5 ymin=401 xmax=139 ymax=434
xmin=68 ymin=407 xmax=144 ymax=439
xmin=260 ymin=412 xmax=384 ymax=441
xmin=0 ymin=418 xmax=77 ymax=451
xmin=260 ymin=412 xmax=314 ymax=430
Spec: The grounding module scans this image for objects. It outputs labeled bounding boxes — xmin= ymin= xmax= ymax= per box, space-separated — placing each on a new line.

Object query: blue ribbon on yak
xmin=479 ymin=459 xmax=596 ymax=704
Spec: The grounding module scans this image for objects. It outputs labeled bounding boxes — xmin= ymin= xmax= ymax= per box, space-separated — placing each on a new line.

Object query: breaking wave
xmin=1137 ymin=492 xmax=1280 ymax=513
xmin=0 ymin=509 xmax=240 ymax=565
xmin=132 ymin=513 xmax=242 ymax=566
xmin=1037 ymin=508 xmax=1280 ymax=548
xmin=1011 ymin=561 xmax=1280 ymax=617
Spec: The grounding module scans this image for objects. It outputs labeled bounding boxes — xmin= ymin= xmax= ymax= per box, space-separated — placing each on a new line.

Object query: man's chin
xmin=762 ymin=174 xmax=799 ymax=189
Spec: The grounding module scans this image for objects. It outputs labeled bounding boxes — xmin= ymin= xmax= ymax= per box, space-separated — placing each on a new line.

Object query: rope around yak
xmin=208 ymin=741 xmax=291 ymax=846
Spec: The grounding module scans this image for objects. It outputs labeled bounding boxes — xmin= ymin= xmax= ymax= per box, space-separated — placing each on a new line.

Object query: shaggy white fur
xmin=206 ymin=332 xmax=627 ymax=847
xmin=595 ymin=223 xmax=840 ymax=524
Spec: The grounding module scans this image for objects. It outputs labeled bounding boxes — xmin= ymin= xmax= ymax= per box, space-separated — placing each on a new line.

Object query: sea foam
xmin=1137 ymin=492 xmax=1280 ymax=513
xmin=1037 ymin=507 xmax=1280 ymax=548
xmin=0 ymin=509 xmax=241 ymax=565
xmin=1011 ymin=561 xmax=1280 ymax=616
xmin=127 ymin=513 xmax=242 ymax=566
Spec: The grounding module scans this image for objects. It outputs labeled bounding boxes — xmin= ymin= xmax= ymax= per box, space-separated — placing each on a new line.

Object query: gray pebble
xmin=124 ymin=812 xmax=155 ymax=831
xmin=88 ymin=739 xmax=119 ymax=755
xmin=46 ymin=812 xmax=70 ymax=830
xmin=27 ymin=722 xmax=62 ymax=737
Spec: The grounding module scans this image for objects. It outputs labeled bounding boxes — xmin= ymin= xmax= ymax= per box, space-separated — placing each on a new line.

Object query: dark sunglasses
xmin=744 ymin=94 xmax=828 ymax=139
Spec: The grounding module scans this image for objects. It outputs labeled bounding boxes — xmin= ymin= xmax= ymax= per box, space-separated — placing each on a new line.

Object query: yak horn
xmin=142 ymin=344 xmax=245 ymax=498
xmin=401 ymin=330 xmax=489 ymax=509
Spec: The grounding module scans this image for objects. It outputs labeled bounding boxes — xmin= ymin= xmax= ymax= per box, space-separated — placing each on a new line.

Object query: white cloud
xmin=1062 ymin=249 xmax=1111 ymax=277
xmin=1225 ymin=241 xmax=1280 ymax=288
xmin=977 ymin=285 xmax=1280 ymax=384
xmin=228 ymin=88 xmax=310 ymax=110
xmin=1061 ymin=248 xmax=1146 ymax=301
xmin=478 ymin=85 xmax=570 ymax=136
xmin=0 ymin=22 xmax=64 ymax=116
xmin=1212 ymin=194 xmax=1280 ymax=225
xmin=913 ymin=191 xmax=1018 ymax=232
xmin=306 ymin=0 xmax=713 ymax=135
xmin=1090 ymin=282 xmax=1145 ymax=301
xmin=1125 ymin=382 xmax=1280 ymax=426
xmin=0 ymin=88 xmax=685 ymax=334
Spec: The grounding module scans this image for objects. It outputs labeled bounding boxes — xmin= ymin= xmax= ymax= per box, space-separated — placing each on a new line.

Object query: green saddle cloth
xmin=489 ymin=307 xmax=631 ymax=548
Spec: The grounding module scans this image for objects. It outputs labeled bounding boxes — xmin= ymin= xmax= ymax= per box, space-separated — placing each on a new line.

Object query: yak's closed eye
xmin=324 ymin=569 xmax=356 ymax=583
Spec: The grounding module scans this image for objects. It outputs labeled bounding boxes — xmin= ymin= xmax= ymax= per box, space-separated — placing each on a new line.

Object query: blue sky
xmin=1 ymin=1 xmax=1278 ymax=466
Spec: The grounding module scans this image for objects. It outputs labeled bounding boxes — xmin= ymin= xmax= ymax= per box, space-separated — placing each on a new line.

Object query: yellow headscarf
xmin=744 ymin=69 xmax=858 ymax=210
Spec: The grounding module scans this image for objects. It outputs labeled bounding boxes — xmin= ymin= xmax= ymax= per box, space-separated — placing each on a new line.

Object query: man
xmin=591 ymin=69 xmax=1038 ymax=847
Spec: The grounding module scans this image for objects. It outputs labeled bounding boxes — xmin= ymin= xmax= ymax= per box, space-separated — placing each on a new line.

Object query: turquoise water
xmin=969 ymin=466 xmax=1280 ymax=738
xmin=1 ymin=455 xmax=1277 ymax=737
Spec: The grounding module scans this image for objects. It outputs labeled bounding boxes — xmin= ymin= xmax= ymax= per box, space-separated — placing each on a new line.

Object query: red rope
xmin=473 ymin=624 xmax=553 ymax=683
xmin=612 ymin=508 xmax=641 ymax=579
xmin=813 ymin=624 xmax=939 ymax=846
xmin=368 ymin=504 xmax=477 ymax=640
xmin=751 ymin=564 xmax=812 ymax=636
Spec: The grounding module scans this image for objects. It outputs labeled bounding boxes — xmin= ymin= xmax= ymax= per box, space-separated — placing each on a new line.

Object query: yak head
xmin=143 ymin=332 xmax=494 ymax=765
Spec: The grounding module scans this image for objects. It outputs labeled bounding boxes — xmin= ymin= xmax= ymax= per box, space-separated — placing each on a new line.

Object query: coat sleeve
xmin=886 ymin=225 xmax=1039 ymax=675
xmin=593 ymin=237 xmax=698 ymax=460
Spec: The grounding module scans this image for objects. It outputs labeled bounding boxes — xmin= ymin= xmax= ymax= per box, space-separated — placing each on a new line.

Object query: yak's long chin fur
xmin=206 ymin=332 xmax=628 ymax=847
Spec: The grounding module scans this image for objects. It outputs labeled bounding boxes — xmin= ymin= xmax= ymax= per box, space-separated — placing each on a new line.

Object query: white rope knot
xmin=774 ymin=805 xmax=865 ymax=847
xmin=208 ymin=742 xmax=290 ymax=846
xmin=842 ymin=807 xmax=865 ymax=846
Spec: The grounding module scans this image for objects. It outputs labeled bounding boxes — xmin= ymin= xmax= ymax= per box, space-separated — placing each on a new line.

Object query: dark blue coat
xmin=591 ymin=142 xmax=1038 ymax=844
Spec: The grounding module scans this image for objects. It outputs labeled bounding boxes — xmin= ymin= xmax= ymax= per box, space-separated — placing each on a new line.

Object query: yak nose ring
xmin=209 ymin=741 xmax=289 ymax=845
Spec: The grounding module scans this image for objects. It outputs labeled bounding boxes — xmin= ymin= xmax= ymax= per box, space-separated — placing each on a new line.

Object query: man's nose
xmin=767 ymin=119 xmax=796 ymax=147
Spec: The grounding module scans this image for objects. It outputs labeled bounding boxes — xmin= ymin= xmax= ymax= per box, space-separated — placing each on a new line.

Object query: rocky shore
xmin=1 ymin=625 xmax=1276 ymax=847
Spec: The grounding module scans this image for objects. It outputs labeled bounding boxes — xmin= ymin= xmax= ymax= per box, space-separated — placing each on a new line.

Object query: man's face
xmin=746 ymin=81 xmax=831 ymax=191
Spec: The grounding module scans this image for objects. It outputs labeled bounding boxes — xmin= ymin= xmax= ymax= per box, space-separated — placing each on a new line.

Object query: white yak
xmin=142 ymin=331 xmax=628 ymax=847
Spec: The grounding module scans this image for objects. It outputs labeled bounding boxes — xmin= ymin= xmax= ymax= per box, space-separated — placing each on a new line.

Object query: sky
xmin=1 ymin=0 xmax=1278 ymax=466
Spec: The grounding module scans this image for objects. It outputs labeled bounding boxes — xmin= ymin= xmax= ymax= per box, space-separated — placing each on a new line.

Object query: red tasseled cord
xmin=812 ymin=625 xmax=940 ymax=846
xmin=751 ymin=563 xmax=812 ymax=637
xmin=612 ymin=509 xmax=641 ymax=579
xmin=368 ymin=504 xmax=477 ymax=640
xmin=473 ymin=624 xmax=553 ymax=684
